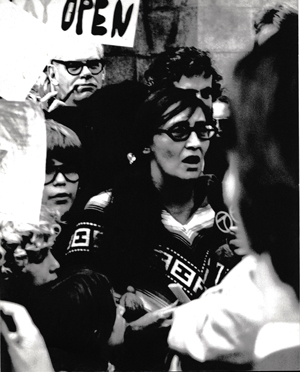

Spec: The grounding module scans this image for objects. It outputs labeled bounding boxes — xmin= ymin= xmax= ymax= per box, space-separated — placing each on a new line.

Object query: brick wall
xmin=104 ymin=0 xmax=298 ymax=88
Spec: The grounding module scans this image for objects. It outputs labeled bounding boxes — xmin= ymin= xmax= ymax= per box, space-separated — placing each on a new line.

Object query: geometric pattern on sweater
xmin=67 ymin=187 xmax=239 ymax=307
xmin=85 ymin=190 xmax=215 ymax=245
xmin=161 ymin=206 xmax=215 ymax=245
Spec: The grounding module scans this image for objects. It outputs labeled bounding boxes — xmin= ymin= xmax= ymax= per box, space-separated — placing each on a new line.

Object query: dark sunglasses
xmin=27 ymin=248 xmax=50 ymax=264
xmin=45 ymin=164 xmax=79 ymax=185
xmin=156 ymin=120 xmax=219 ymax=142
xmin=51 ymin=59 xmax=105 ymax=76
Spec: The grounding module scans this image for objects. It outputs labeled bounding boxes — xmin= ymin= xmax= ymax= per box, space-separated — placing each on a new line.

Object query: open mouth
xmin=182 ymin=156 xmax=201 ymax=164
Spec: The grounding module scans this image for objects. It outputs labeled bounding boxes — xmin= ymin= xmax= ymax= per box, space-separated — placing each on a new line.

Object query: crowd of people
xmin=0 ymin=3 xmax=299 ymax=371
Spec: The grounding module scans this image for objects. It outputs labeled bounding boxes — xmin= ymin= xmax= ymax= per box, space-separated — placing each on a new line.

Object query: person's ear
xmin=101 ymin=66 xmax=106 ymax=82
xmin=47 ymin=64 xmax=59 ymax=86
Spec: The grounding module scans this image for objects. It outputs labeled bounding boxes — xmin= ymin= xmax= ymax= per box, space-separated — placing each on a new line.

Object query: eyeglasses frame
xmin=51 ymin=59 xmax=106 ymax=76
xmin=45 ymin=165 xmax=79 ymax=185
xmin=156 ymin=120 xmax=219 ymax=142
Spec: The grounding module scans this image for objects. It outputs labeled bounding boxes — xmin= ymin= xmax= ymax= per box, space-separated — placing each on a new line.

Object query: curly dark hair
xmin=144 ymin=47 xmax=222 ymax=101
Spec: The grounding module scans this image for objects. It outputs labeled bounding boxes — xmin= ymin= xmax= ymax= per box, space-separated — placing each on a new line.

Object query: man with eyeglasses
xmin=41 ymin=36 xmax=148 ymax=196
xmin=47 ymin=38 xmax=105 ymax=108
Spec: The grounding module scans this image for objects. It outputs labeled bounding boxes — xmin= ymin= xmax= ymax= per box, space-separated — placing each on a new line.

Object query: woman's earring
xmin=142 ymin=147 xmax=151 ymax=154
xmin=127 ymin=153 xmax=136 ymax=165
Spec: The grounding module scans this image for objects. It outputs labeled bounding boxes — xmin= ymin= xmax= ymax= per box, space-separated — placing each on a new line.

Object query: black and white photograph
xmin=0 ymin=0 xmax=299 ymax=371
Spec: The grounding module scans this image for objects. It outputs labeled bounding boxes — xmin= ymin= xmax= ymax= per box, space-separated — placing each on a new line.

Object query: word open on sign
xmin=13 ymin=0 xmax=140 ymax=47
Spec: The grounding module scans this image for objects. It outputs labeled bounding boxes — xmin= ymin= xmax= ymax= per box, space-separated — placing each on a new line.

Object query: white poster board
xmin=0 ymin=101 xmax=46 ymax=224
xmin=0 ymin=1 xmax=55 ymax=101
xmin=12 ymin=0 xmax=140 ymax=47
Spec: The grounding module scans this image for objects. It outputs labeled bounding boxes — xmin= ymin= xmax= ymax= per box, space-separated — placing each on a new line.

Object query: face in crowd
xmin=148 ymin=75 xmax=216 ymax=186
xmin=174 ymin=73 xmax=213 ymax=108
xmin=22 ymin=247 xmax=60 ymax=286
xmin=150 ymin=104 xmax=214 ymax=185
xmin=49 ymin=42 xmax=105 ymax=106
xmin=42 ymin=158 xmax=79 ymax=219
xmin=213 ymin=99 xmax=230 ymax=133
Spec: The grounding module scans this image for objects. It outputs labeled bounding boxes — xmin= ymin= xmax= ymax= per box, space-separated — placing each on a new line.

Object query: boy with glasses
xmin=42 ymin=120 xmax=82 ymax=220
xmin=42 ymin=120 xmax=84 ymax=265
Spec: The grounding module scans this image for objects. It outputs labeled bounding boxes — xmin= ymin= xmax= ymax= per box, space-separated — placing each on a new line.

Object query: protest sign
xmin=13 ymin=0 xmax=140 ymax=47
xmin=0 ymin=101 xmax=46 ymax=224
xmin=0 ymin=1 xmax=55 ymax=101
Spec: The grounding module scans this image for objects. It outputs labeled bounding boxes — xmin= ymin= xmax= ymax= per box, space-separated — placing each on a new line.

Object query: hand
xmin=40 ymin=91 xmax=67 ymax=112
xmin=120 ymin=286 xmax=147 ymax=322
xmin=128 ymin=301 xmax=178 ymax=332
xmin=0 ymin=301 xmax=54 ymax=372
xmin=229 ymin=226 xmax=251 ymax=256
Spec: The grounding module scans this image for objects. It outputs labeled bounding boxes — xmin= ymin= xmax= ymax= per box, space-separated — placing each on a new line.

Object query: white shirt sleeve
xmin=168 ymin=255 xmax=265 ymax=364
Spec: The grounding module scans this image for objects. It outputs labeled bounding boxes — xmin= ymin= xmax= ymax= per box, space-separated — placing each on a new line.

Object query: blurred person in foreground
xmin=167 ymin=4 xmax=299 ymax=370
xmin=1 ymin=300 xmax=54 ymax=372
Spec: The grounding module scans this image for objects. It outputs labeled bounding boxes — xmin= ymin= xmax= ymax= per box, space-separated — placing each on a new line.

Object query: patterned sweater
xmin=67 ymin=172 xmax=240 ymax=310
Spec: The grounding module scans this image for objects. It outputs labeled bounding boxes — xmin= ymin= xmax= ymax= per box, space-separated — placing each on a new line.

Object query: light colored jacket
xmin=168 ymin=253 xmax=300 ymax=365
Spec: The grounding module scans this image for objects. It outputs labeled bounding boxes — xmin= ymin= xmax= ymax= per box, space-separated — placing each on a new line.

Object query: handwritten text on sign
xmin=13 ymin=0 xmax=140 ymax=47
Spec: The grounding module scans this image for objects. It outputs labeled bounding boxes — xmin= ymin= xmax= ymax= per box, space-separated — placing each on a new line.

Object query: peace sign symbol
xmin=215 ymin=211 xmax=234 ymax=233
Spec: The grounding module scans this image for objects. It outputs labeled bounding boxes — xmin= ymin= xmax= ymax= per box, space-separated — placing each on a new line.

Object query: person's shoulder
xmin=87 ymin=81 xmax=148 ymax=105
xmin=85 ymin=189 xmax=113 ymax=211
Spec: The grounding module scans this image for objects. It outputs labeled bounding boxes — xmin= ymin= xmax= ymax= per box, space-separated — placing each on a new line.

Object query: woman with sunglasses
xmin=68 ymin=87 xmax=241 ymax=305
xmin=65 ymin=87 xmax=240 ymax=368
xmin=66 ymin=87 xmax=239 ymax=370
